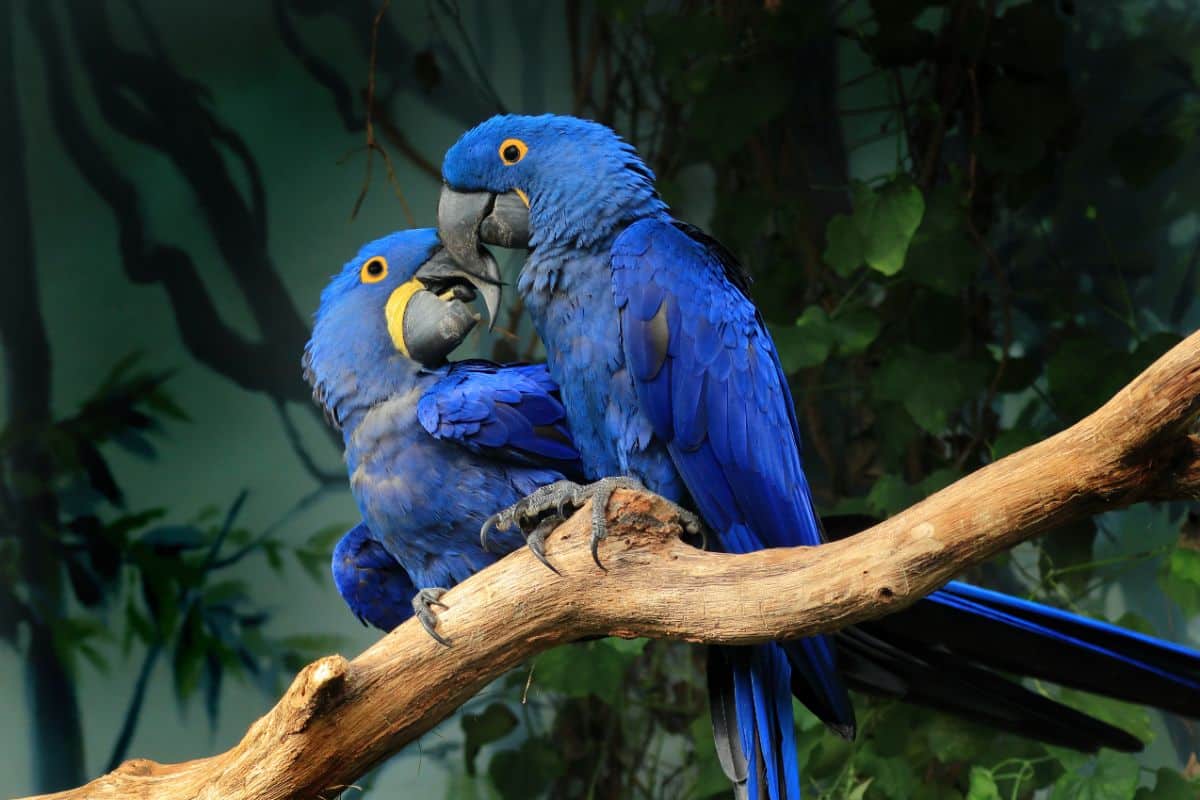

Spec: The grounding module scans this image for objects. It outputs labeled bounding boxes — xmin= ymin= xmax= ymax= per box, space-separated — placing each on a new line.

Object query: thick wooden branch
xmin=21 ymin=331 xmax=1200 ymax=800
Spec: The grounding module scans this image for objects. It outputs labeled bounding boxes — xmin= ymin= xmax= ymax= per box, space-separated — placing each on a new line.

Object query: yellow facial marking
xmin=384 ymin=278 xmax=424 ymax=357
xmin=498 ymin=138 xmax=528 ymax=166
xmin=513 ymin=188 xmax=530 ymax=208
xmin=361 ymin=255 xmax=389 ymax=283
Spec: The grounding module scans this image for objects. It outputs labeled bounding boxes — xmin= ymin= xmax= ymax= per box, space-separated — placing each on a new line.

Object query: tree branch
xmin=20 ymin=330 xmax=1200 ymax=800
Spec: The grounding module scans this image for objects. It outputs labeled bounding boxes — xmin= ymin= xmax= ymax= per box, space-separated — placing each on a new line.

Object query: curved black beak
xmin=437 ymin=186 xmax=531 ymax=328
xmin=400 ymin=248 xmax=486 ymax=366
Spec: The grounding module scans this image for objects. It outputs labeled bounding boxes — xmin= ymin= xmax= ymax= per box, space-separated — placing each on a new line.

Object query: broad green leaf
xmin=772 ymin=306 xmax=883 ymax=371
xmin=1134 ymin=768 xmax=1199 ymax=800
xmin=824 ymin=213 xmax=864 ymax=276
xmin=530 ymin=639 xmax=634 ymax=700
xmin=462 ymin=703 xmax=518 ymax=775
xmin=856 ymin=744 xmax=919 ymax=799
xmin=905 ymin=183 xmax=979 ymax=294
xmin=873 ymin=348 xmax=989 ymax=433
xmin=829 ymin=308 xmax=882 ymax=355
xmin=867 ymin=474 xmax=923 ymax=517
xmin=1164 ymin=547 xmax=1200 ymax=615
xmin=1056 ymin=689 xmax=1154 ymax=745
xmin=852 ymin=177 xmax=926 ymax=276
xmin=846 ymin=778 xmax=874 ymax=800
xmin=1049 ymin=750 xmax=1139 ymax=800
xmin=967 ymin=767 xmax=1002 ymax=800
xmin=770 ymin=308 xmax=835 ymax=371
xmin=488 ymin=737 xmax=565 ymax=800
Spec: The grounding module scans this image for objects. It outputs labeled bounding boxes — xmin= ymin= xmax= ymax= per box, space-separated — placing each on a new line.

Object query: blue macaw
xmin=436 ymin=114 xmax=1200 ymax=798
xmin=303 ymin=227 xmax=581 ymax=639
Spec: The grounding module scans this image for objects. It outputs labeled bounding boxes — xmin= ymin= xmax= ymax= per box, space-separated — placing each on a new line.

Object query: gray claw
xmin=413 ymin=587 xmax=451 ymax=647
xmin=525 ymin=517 xmax=562 ymax=575
xmin=480 ymin=512 xmax=511 ymax=552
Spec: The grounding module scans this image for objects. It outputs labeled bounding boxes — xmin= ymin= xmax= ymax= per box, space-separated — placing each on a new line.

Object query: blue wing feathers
xmin=613 ymin=218 xmax=856 ymax=767
xmin=419 ymin=361 xmax=582 ymax=471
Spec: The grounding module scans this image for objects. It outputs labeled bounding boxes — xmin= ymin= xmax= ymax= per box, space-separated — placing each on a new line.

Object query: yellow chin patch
xmin=385 ymin=279 xmax=424 ymax=357
xmin=514 ymin=188 xmax=530 ymax=208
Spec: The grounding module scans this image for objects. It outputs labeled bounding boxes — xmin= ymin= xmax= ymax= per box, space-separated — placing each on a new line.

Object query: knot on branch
xmin=111 ymin=758 xmax=161 ymax=777
xmin=280 ymin=654 xmax=349 ymax=733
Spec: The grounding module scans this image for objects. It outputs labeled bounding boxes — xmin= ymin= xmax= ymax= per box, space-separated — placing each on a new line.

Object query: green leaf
xmin=867 ymin=474 xmax=924 ymax=517
xmin=824 ymin=214 xmax=864 ymax=276
xmin=462 ymin=703 xmax=518 ymax=775
xmin=1049 ymin=750 xmax=1139 ymax=800
xmin=606 ymin=636 xmax=649 ymax=655
xmin=829 ymin=308 xmax=882 ymax=355
xmin=856 ymin=743 xmax=918 ymax=799
xmin=852 ymin=177 xmax=926 ymax=276
xmin=873 ymin=348 xmax=989 ymax=433
xmin=967 ymin=767 xmax=1002 ymax=800
xmin=1164 ymin=547 xmax=1200 ymax=615
xmin=530 ymin=639 xmax=635 ymax=700
xmin=770 ymin=307 xmax=835 ymax=371
xmin=1056 ymin=689 xmax=1154 ymax=746
xmin=488 ymin=737 xmax=565 ymax=800
xmin=846 ymin=777 xmax=874 ymax=800
xmin=1039 ymin=519 xmax=1098 ymax=594
xmin=1134 ymin=768 xmax=1199 ymax=800
xmin=905 ymin=183 xmax=979 ymax=294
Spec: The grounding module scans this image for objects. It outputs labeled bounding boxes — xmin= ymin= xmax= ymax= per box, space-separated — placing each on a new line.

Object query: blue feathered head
xmin=440 ymin=114 xmax=667 ymax=249
xmin=303 ymin=228 xmax=489 ymax=431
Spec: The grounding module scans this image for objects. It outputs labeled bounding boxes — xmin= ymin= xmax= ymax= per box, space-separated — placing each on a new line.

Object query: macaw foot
xmin=412 ymin=587 xmax=451 ymax=647
xmin=481 ymin=477 xmax=706 ymax=570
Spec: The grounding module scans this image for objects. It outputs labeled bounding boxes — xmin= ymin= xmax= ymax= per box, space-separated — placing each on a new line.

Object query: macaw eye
xmin=498 ymin=138 xmax=528 ymax=166
xmin=360 ymin=256 xmax=388 ymax=283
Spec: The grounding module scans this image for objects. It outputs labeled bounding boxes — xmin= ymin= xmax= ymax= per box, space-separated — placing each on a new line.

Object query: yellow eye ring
xmin=498 ymin=138 xmax=528 ymax=166
xmin=360 ymin=256 xmax=389 ymax=283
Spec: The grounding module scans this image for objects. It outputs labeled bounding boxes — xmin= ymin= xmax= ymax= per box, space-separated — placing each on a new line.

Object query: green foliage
xmin=0 ymin=357 xmax=343 ymax=763
xmin=825 ymin=178 xmax=926 ymax=277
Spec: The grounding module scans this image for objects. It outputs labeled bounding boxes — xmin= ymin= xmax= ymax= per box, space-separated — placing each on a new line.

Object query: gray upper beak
xmin=437 ymin=186 xmax=532 ymax=329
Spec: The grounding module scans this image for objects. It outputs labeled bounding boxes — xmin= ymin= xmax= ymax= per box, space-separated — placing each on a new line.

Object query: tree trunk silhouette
xmin=0 ymin=3 xmax=85 ymax=790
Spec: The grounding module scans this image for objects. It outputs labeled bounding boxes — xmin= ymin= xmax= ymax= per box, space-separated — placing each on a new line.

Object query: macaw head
xmin=303 ymin=227 xmax=500 ymax=430
xmin=437 ymin=114 xmax=666 ymax=270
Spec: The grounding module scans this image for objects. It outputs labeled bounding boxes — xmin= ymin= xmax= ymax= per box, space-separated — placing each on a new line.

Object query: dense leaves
xmin=0 ymin=358 xmax=344 ymax=767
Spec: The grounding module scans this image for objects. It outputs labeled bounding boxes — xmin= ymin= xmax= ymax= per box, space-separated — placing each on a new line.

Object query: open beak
xmin=436 ymin=186 xmax=531 ymax=325
xmin=385 ymin=247 xmax=491 ymax=367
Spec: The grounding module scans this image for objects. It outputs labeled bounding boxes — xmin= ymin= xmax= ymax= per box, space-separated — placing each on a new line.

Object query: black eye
xmin=360 ymin=256 xmax=389 ymax=283
xmin=502 ymin=144 xmax=520 ymax=162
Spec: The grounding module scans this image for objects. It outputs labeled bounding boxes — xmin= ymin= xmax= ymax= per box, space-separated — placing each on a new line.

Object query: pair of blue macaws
xmin=304 ymin=115 xmax=1200 ymax=799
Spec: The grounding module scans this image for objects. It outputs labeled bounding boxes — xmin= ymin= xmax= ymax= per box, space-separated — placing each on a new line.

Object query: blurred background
xmin=3 ymin=1 xmax=1200 ymax=797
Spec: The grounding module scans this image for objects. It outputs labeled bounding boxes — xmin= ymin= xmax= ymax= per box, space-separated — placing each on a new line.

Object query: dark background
xmin=3 ymin=1 xmax=1199 ymax=798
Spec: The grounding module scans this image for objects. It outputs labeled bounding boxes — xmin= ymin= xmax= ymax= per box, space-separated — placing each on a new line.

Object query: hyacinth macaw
xmin=436 ymin=114 xmax=1200 ymax=798
xmin=303 ymin=227 xmax=581 ymax=640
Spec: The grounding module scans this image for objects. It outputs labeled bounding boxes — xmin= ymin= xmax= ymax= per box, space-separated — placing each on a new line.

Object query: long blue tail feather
xmin=942 ymin=580 xmax=1200 ymax=674
xmin=866 ymin=581 xmax=1200 ymax=717
xmin=726 ymin=645 xmax=804 ymax=800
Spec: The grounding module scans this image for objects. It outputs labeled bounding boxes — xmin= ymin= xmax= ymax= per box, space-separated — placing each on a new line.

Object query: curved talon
xmin=526 ymin=517 xmax=562 ymax=575
xmin=480 ymin=511 xmax=513 ymax=552
xmin=413 ymin=588 xmax=451 ymax=647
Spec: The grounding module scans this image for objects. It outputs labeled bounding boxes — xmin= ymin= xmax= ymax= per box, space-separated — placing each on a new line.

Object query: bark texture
xmin=19 ymin=330 xmax=1200 ymax=800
